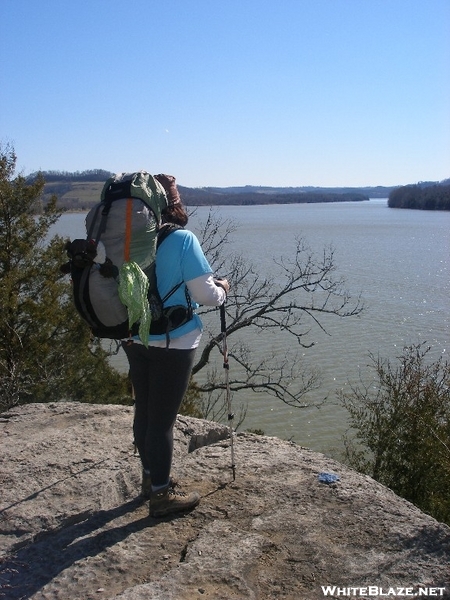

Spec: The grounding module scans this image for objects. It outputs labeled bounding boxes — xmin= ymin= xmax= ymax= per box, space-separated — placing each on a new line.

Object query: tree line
xmin=178 ymin=187 xmax=369 ymax=206
xmin=27 ymin=169 xmax=114 ymax=182
xmin=28 ymin=170 xmax=450 ymax=210
xmin=32 ymin=171 xmax=371 ymax=209
xmin=388 ymin=183 xmax=450 ymax=210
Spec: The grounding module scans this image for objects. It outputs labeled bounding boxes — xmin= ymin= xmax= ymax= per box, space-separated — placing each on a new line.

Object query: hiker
xmin=121 ymin=174 xmax=230 ymax=517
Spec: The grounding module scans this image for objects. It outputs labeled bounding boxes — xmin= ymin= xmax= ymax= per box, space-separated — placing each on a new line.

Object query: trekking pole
xmin=220 ymin=302 xmax=236 ymax=481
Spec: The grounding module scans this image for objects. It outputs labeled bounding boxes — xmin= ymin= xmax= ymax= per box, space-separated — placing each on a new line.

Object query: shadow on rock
xmin=0 ymin=497 xmax=150 ymax=600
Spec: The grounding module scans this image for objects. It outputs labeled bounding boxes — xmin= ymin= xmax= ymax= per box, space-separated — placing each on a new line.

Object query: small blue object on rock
xmin=318 ymin=472 xmax=340 ymax=484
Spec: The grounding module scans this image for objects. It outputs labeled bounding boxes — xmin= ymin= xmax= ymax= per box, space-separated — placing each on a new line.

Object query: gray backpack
xmin=62 ymin=172 xmax=192 ymax=341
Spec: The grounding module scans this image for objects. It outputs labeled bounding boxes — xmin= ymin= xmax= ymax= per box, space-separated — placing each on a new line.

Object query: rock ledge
xmin=1 ymin=402 xmax=449 ymax=599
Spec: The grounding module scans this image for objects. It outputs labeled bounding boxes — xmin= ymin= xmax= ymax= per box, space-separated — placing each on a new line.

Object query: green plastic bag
xmin=118 ymin=261 xmax=151 ymax=347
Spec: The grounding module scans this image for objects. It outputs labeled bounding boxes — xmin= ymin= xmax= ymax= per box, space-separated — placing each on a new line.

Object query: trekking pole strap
xmin=220 ymin=303 xmax=227 ymax=333
xmin=220 ymin=304 xmax=229 ymax=370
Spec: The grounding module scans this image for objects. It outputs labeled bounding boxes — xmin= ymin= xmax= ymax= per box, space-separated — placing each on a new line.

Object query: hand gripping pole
xmin=220 ymin=302 xmax=236 ymax=480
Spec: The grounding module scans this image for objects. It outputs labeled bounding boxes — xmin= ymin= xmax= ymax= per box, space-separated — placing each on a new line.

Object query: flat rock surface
xmin=0 ymin=402 xmax=449 ymax=600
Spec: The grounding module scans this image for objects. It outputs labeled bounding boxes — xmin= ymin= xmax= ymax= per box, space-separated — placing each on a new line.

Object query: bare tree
xmin=189 ymin=209 xmax=364 ymax=418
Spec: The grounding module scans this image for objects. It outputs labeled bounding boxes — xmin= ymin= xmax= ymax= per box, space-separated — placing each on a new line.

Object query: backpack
xmin=61 ymin=172 xmax=193 ymax=343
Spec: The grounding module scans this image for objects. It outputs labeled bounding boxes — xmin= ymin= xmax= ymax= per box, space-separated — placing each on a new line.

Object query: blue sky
xmin=1 ymin=0 xmax=449 ymax=187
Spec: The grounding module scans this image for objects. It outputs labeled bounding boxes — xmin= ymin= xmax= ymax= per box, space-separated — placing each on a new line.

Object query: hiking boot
xmin=149 ymin=484 xmax=200 ymax=517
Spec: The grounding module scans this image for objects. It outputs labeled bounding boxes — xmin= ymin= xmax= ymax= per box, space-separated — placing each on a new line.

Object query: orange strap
xmin=124 ymin=198 xmax=133 ymax=262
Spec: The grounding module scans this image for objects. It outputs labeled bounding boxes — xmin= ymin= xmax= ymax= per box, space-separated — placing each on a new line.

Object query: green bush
xmin=339 ymin=343 xmax=450 ymax=525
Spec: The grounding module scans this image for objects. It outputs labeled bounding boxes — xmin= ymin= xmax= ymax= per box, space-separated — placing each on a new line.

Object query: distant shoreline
xmin=32 ymin=170 xmax=448 ymax=211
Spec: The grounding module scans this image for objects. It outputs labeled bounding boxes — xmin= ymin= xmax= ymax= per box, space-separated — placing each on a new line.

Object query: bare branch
xmin=191 ymin=215 xmax=363 ymax=414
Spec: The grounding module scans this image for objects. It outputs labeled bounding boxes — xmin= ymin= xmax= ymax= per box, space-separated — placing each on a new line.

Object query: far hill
xmin=177 ymin=186 xmax=372 ymax=206
xmin=27 ymin=170 xmax=449 ymax=210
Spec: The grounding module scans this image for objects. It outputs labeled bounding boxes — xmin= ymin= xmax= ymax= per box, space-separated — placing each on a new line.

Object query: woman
xmin=122 ymin=174 xmax=229 ymax=518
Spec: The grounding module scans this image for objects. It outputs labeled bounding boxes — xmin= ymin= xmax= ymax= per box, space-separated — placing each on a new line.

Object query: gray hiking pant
xmin=122 ymin=342 xmax=196 ymax=487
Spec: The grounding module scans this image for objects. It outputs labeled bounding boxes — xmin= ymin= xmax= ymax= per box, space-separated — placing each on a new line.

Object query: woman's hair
xmin=162 ymin=203 xmax=188 ymax=226
xmin=155 ymin=173 xmax=188 ymax=226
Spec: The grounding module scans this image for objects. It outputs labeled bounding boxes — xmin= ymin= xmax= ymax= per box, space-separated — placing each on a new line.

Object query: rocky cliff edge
xmin=1 ymin=402 xmax=449 ymax=600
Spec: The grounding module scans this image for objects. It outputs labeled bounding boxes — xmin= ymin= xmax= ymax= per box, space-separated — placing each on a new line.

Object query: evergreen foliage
xmin=340 ymin=343 xmax=450 ymax=525
xmin=0 ymin=145 xmax=129 ymax=413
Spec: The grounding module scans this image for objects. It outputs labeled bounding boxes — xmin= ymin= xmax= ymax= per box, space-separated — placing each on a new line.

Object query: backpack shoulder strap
xmin=157 ymin=223 xmax=183 ymax=248
xmin=86 ymin=196 xmax=115 ymax=243
xmin=153 ymin=224 xmax=185 ymax=303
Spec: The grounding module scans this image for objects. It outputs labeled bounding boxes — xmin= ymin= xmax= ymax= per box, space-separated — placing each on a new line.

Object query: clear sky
xmin=1 ymin=0 xmax=449 ymax=188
